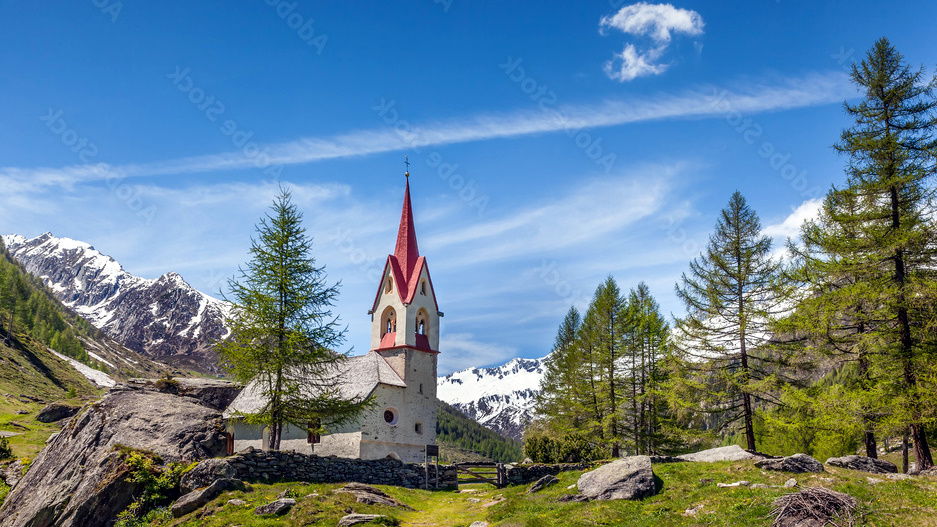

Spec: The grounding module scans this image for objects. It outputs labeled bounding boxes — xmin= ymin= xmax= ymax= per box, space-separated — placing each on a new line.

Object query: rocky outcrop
xmin=35 ymin=403 xmax=81 ymax=423
xmin=0 ymin=386 xmax=227 ymax=527
xmin=526 ymin=475 xmax=559 ymax=494
xmin=339 ymin=514 xmax=389 ymax=526
xmin=334 ymin=483 xmax=413 ymax=509
xmin=125 ymin=378 xmax=242 ymax=411
xmin=677 ymin=445 xmax=766 ymax=462
xmin=577 ymin=456 xmax=659 ymax=501
xmin=755 ymin=454 xmax=824 ymax=473
xmin=254 ymin=498 xmax=295 ymax=516
xmin=171 ymin=478 xmax=247 ymax=518
xmin=825 ymin=455 xmax=898 ymax=474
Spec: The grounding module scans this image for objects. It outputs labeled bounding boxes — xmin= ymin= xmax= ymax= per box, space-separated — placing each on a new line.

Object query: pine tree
xmin=673 ymin=191 xmax=789 ymax=451
xmin=625 ymin=282 xmax=669 ymax=455
xmin=217 ymin=188 xmax=370 ymax=450
xmin=831 ymin=37 xmax=937 ymax=469
xmin=534 ymin=307 xmax=583 ymax=432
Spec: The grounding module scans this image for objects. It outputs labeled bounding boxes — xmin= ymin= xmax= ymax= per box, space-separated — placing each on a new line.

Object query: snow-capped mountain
xmin=437 ymin=356 xmax=547 ymax=440
xmin=2 ymin=233 xmax=230 ymax=373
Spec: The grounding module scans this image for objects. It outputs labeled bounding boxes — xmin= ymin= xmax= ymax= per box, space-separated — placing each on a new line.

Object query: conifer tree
xmin=217 ymin=188 xmax=370 ymax=450
xmin=625 ymin=282 xmax=669 ymax=455
xmin=534 ymin=307 xmax=583 ymax=432
xmin=673 ymin=191 xmax=788 ymax=451
xmin=829 ymin=37 xmax=937 ymax=469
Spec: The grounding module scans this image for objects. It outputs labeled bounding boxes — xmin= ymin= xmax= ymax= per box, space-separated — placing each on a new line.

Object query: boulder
xmin=125 ymin=378 xmax=242 ymax=411
xmin=677 ymin=445 xmax=765 ymax=462
xmin=35 ymin=403 xmax=81 ymax=423
xmin=0 ymin=387 xmax=227 ymax=527
xmin=254 ymin=498 xmax=295 ymax=516
xmin=825 ymin=455 xmax=897 ymax=474
xmin=171 ymin=478 xmax=247 ymax=518
xmin=576 ymin=456 xmax=658 ymax=501
xmin=526 ymin=474 xmax=559 ymax=494
xmin=338 ymin=514 xmax=389 ymax=526
xmin=0 ymin=459 xmax=24 ymax=488
xmin=180 ymin=458 xmax=238 ymax=493
xmin=755 ymin=453 xmax=824 ymax=473
xmin=334 ymin=482 xmax=413 ymax=509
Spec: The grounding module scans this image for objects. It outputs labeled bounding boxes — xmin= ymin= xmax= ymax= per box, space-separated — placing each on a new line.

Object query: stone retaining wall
xmin=504 ymin=463 xmax=593 ymax=485
xmin=226 ymin=448 xmax=458 ymax=488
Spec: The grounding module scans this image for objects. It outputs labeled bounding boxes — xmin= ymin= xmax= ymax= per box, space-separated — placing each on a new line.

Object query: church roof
xmin=223 ymin=351 xmax=406 ymax=419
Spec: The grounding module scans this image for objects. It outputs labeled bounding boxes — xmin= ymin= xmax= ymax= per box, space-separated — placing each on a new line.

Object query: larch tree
xmin=625 ymin=282 xmax=669 ymax=455
xmin=832 ymin=37 xmax=937 ymax=469
xmin=673 ymin=191 xmax=789 ymax=452
xmin=217 ymin=188 xmax=370 ymax=450
xmin=534 ymin=306 xmax=583 ymax=433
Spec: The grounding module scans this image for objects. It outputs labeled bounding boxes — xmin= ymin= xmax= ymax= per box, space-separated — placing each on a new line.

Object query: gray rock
xmin=677 ymin=445 xmax=765 ymax=462
xmin=755 ymin=453 xmax=824 ymax=473
xmin=334 ymin=482 xmax=413 ymax=509
xmin=180 ymin=458 xmax=238 ymax=493
xmin=784 ymin=478 xmax=797 ymax=488
xmin=0 ymin=459 xmax=25 ymax=488
xmin=254 ymin=498 xmax=296 ymax=516
xmin=825 ymin=455 xmax=898 ymax=474
xmin=0 ymin=388 xmax=227 ymax=527
xmin=227 ymin=499 xmax=247 ymax=506
xmin=171 ymin=478 xmax=246 ymax=518
xmin=126 ymin=378 xmax=242 ymax=411
xmin=717 ymin=480 xmax=750 ymax=487
xmin=576 ymin=456 xmax=658 ymax=501
xmin=35 ymin=403 xmax=82 ymax=423
xmin=526 ymin=474 xmax=560 ymax=494
xmin=338 ymin=514 xmax=388 ymax=526
xmin=556 ymin=493 xmax=590 ymax=503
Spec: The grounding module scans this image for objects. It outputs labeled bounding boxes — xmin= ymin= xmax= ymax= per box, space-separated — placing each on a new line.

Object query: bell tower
xmin=368 ymin=166 xmax=440 ymax=394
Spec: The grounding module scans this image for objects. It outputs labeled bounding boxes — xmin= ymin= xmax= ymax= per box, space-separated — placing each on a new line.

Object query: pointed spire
xmin=394 ymin=176 xmax=420 ymax=280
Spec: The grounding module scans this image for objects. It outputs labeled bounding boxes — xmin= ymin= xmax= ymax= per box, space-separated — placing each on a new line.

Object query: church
xmin=223 ymin=171 xmax=441 ymax=463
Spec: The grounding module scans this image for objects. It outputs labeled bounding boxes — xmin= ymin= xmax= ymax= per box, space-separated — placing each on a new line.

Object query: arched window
xmin=415 ymin=308 xmax=429 ymax=336
xmin=381 ymin=306 xmax=396 ymax=337
xmin=420 ymin=280 xmax=427 ymax=295
xmin=385 ymin=276 xmax=393 ymax=294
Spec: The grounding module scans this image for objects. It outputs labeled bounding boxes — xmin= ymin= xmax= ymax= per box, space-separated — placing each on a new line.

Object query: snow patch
xmin=50 ymin=349 xmax=116 ymax=388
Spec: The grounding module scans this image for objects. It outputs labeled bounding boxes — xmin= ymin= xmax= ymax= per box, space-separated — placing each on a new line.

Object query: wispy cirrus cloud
xmin=0 ymin=72 xmax=851 ymax=191
xmin=599 ymin=2 xmax=704 ymax=82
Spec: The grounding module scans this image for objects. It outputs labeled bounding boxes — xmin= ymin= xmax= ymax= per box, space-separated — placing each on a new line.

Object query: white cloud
xmin=603 ymin=43 xmax=669 ymax=82
xmin=762 ymin=198 xmax=823 ymax=239
xmin=438 ymin=333 xmax=518 ymax=375
xmin=599 ymin=2 xmax=704 ymax=82
xmin=0 ymin=72 xmax=851 ymax=191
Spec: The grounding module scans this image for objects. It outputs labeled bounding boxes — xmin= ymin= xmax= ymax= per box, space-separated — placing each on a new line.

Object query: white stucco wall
xmin=228 ymin=420 xmax=312 ymax=453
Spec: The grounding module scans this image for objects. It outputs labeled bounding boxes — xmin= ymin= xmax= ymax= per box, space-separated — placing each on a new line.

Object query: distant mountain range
xmin=437 ymin=356 xmax=547 ymax=441
xmin=2 ymin=233 xmax=229 ymax=373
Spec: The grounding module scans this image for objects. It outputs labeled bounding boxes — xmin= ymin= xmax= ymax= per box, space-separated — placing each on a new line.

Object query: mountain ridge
xmin=2 ymin=233 xmax=230 ymax=373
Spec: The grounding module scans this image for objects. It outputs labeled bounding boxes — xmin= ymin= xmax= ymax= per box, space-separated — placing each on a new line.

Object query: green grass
xmin=141 ymin=461 xmax=937 ymax=527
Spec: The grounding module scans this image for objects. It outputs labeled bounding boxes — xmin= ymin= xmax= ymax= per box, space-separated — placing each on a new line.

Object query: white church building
xmin=224 ymin=173 xmax=441 ymax=463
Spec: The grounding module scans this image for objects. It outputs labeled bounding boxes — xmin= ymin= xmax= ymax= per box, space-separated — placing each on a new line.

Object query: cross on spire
xmin=404 ymin=155 xmax=410 ymax=178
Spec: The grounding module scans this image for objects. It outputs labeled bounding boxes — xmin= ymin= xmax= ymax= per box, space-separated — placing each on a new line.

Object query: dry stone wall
xmin=224 ymin=447 xmax=458 ymax=488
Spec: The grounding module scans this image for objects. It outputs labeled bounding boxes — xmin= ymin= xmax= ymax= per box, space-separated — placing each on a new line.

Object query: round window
xmin=383 ymin=407 xmax=399 ymax=426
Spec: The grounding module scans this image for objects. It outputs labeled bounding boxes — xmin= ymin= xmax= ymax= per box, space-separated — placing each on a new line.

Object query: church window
xmin=381 ymin=306 xmax=397 ymax=337
xmin=415 ymin=308 xmax=429 ymax=336
xmin=420 ymin=280 xmax=427 ymax=295
xmin=415 ymin=422 xmax=423 ymax=434
xmin=419 ymin=383 xmax=423 ymax=394
xmin=385 ymin=276 xmax=393 ymax=294
xmin=383 ymin=407 xmax=399 ymax=426
xmin=307 ymin=419 xmax=321 ymax=444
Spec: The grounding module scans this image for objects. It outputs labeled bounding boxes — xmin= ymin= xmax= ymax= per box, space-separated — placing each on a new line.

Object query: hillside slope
xmin=436 ymin=400 xmax=523 ymax=463
xmin=2 ymin=233 xmax=229 ymax=373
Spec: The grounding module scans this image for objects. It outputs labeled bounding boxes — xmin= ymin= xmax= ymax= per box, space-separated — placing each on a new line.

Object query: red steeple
xmin=393 ymin=177 xmax=420 ymax=280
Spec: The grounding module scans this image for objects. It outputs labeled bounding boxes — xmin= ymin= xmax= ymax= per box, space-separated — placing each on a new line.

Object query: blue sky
xmin=2 ymin=1 xmax=936 ymax=374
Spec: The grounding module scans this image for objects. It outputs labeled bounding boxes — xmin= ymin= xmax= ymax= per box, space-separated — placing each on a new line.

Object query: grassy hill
xmin=437 ymin=400 xmax=523 ymax=463
xmin=124 ymin=459 xmax=937 ymax=526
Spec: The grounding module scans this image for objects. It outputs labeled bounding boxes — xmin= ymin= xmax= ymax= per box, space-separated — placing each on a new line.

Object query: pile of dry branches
xmin=771 ymin=486 xmax=859 ymax=527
